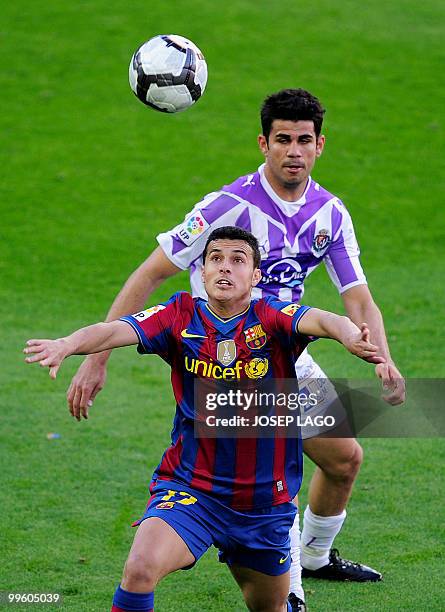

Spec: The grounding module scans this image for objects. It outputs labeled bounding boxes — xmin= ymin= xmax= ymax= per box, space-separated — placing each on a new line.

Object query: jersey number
xmin=161 ymin=490 xmax=197 ymax=505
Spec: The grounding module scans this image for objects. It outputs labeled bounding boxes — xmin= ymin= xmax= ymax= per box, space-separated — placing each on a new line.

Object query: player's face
xmin=258 ymin=120 xmax=325 ymax=200
xmin=202 ymin=240 xmax=261 ymax=309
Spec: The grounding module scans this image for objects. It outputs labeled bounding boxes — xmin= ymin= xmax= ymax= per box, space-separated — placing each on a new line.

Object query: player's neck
xmin=263 ymin=165 xmax=308 ymax=202
xmin=207 ymin=297 xmax=251 ymax=320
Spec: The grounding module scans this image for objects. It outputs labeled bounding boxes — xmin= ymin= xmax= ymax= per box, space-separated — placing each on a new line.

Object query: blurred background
xmin=1 ymin=1 xmax=444 ymax=609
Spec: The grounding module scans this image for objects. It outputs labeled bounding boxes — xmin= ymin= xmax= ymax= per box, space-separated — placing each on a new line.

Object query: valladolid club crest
xmin=217 ymin=340 xmax=237 ymax=366
xmin=244 ymin=324 xmax=267 ymax=350
xmin=312 ymin=229 xmax=331 ymax=253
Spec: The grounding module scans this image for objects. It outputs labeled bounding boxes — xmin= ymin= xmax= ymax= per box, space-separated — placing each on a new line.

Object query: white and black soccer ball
xmin=129 ymin=34 xmax=208 ymax=113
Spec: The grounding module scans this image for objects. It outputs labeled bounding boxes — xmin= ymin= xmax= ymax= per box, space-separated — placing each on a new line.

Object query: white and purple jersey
xmin=157 ymin=164 xmax=366 ymax=301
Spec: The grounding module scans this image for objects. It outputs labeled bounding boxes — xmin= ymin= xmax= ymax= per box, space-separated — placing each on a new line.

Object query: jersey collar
xmin=204 ymin=302 xmax=250 ymax=323
xmin=258 ymin=163 xmax=311 ymax=215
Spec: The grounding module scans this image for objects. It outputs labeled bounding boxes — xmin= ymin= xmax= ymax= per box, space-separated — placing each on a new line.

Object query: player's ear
xmin=201 ymin=265 xmax=206 ymax=285
xmin=316 ymin=134 xmax=325 ymax=157
xmin=251 ymin=268 xmax=262 ymax=287
xmin=258 ymin=134 xmax=268 ymax=156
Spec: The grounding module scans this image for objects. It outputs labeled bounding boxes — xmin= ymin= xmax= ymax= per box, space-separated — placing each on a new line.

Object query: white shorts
xmin=296 ymin=349 xmax=347 ymax=439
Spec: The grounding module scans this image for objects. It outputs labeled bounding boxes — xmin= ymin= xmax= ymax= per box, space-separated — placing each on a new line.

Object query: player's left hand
xmin=24 ymin=338 xmax=70 ymax=379
xmin=346 ymin=323 xmax=387 ymax=364
xmin=375 ymin=362 xmax=405 ymax=405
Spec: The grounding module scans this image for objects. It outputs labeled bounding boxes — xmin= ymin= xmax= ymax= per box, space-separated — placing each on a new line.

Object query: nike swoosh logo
xmin=181 ymin=329 xmax=208 ymax=339
xmin=279 ymin=553 xmax=290 ymax=564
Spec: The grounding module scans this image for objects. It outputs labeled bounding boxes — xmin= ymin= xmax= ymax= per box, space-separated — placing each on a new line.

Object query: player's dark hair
xmin=203 ymin=226 xmax=261 ymax=269
xmin=261 ymin=88 xmax=325 ymax=141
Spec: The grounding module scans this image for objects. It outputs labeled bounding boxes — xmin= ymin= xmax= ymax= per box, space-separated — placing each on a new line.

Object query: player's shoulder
xmin=155 ymin=291 xmax=194 ymax=314
xmin=181 ymin=167 xmax=261 ymax=221
xmin=133 ymin=291 xmax=193 ymax=320
xmin=254 ymin=297 xmax=287 ymax=323
xmin=173 ymin=291 xmax=194 ymax=307
xmin=257 ymin=296 xmax=303 ymax=315
xmin=221 ymin=169 xmax=261 ymax=199
xmin=307 ymin=179 xmax=354 ymax=230
xmin=161 ymin=292 xmax=196 ymax=331
xmin=260 ymin=297 xmax=312 ymax=322
xmin=189 ymin=171 xmax=257 ymax=217
xmin=307 ymin=178 xmax=345 ymax=207
xmin=253 ymin=298 xmax=311 ymax=340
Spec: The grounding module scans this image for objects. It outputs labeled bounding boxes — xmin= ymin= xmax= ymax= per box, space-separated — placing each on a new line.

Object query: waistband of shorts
xmin=151 ymin=479 xmax=296 ymax=516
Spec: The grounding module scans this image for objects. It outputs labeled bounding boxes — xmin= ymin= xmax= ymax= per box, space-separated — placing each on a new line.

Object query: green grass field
xmin=2 ymin=0 xmax=444 ymax=610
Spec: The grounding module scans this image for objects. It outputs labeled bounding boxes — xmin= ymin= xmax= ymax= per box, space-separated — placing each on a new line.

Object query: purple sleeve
xmin=324 ymin=203 xmax=367 ymax=293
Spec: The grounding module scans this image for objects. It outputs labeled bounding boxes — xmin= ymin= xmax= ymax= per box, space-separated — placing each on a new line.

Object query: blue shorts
xmin=134 ymin=481 xmax=296 ymax=576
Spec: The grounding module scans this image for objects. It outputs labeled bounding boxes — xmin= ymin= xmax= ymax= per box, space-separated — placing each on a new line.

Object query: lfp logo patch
xmin=178 ymin=210 xmax=209 ymax=245
xmin=187 ymin=215 xmax=205 ymax=234
xmin=281 ymin=303 xmax=301 ymax=317
xmin=133 ymin=304 xmax=166 ymax=322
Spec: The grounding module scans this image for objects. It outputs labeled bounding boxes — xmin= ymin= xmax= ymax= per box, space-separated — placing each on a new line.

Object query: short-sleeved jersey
xmin=157 ymin=165 xmax=366 ymax=301
xmin=121 ymin=291 xmax=313 ymax=511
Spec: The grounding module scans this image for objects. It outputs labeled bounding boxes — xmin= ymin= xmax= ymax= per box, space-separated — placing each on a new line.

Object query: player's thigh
xmin=303 ymin=435 xmax=363 ymax=476
xmin=230 ymin=564 xmax=289 ymax=612
xmin=125 ymin=517 xmax=195 ymax=579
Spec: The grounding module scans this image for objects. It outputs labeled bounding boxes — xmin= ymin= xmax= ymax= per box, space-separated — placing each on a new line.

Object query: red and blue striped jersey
xmin=121 ymin=292 xmax=314 ymax=510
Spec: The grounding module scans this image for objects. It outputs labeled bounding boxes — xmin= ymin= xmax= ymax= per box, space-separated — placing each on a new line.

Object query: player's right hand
xmin=66 ymin=355 xmax=107 ymax=421
xmin=24 ymin=338 xmax=69 ymax=379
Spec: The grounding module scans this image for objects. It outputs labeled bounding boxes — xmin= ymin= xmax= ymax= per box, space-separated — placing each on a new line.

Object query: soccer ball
xmin=129 ymin=34 xmax=208 ymax=113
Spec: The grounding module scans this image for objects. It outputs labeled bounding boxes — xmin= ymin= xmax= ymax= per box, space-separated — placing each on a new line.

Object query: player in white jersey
xmin=67 ymin=89 xmax=405 ymax=611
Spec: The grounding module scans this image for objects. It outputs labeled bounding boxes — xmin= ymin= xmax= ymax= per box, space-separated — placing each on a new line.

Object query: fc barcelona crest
xmin=217 ymin=340 xmax=237 ymax=366
xmin=312 ymin=229 xmax=331 ymax=254
xmin=244 ymin=324 xmax=267 ymax=350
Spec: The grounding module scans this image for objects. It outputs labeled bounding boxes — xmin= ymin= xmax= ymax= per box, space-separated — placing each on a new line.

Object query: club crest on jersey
xmin=177 ymin=211 xmax=209 ymax=245
xmin=312 ymin=229 xmax=331 ymax=254
xmin=281 ymin=303 xmax=301 ymax=317
xmin=244 ymin=324 xmax=267 ymax=350
xmin=156 ymin=502 xmax=175 ymax=509
xmin=245 ymin=358 xmax=269 ymax=379
xmin=133 ymin=304 xmax=166 ymax=322
xmin=217 ymin=340 xmax=237 ymax=366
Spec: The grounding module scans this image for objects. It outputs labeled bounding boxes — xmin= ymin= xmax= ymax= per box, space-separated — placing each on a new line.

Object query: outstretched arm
xmin=66 ymin=247 xmax=180 ymax=417
xmin=24 ymin=320 xmax=138 ymax=382
xmin=342 ymin=284 xmax=405 ymax=404
xmin=297 ymin=308 xmax=386 ymax=364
